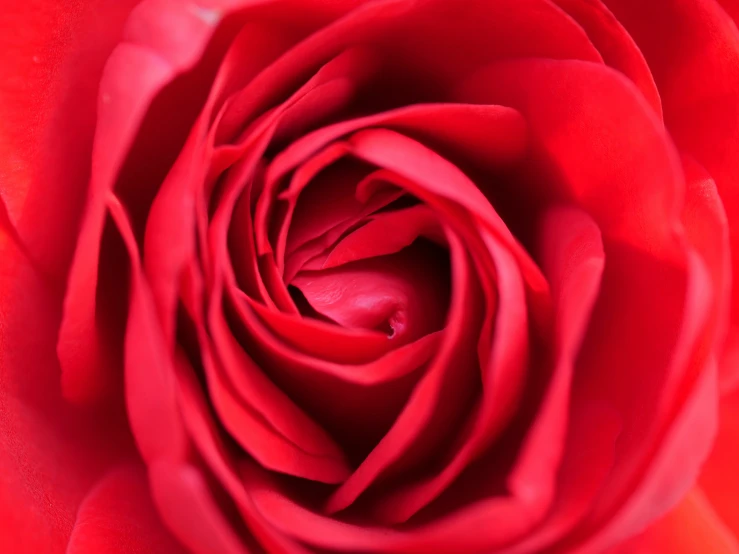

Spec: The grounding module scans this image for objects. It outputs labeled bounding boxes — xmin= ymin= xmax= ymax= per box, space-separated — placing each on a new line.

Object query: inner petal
xmin=292 ymin=239 xmax=450 ymax=345
xmin=276 ymin=150 xmax=405 ymax=283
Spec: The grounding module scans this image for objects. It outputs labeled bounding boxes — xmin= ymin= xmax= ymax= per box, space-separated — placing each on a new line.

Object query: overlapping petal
xmin=1 ymin=0 xmax=736 ymax=553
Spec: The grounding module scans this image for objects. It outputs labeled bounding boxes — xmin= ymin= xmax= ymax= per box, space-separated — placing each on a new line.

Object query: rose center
xmin=275 ymin=157 xmax=452 ymax=344
xmin=289 ymin=238 xmax=451 ymax=343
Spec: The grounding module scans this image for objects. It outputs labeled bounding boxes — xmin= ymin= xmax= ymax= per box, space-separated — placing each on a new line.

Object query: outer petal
xmin=65 ymin=464 xmax=186 ymax=554
xmin=0 ymin=0 xmax=139 ymax=276
xmin=552 ymin=0 xmax=662 ymax=117
xmin=57 ymin=0 xmax=229 ymax=406
xmin=609 ymin=143 xmax=735 ymax=554
xmin=719 ymin=0 xmax=739 ymax=23
xmin=607 ymin=488 xmax=739 ymax=554
xmin=602 ymin=0 xmax=739 ymax=389
xmin=0 ymin=0 xmax=366 ymax=274
xmin=456 ymin=58 xmax=716 ymax=551
xmin=0 ymin=240 xmax=135 ymax=553
xmin=700 ymin=387 xmax=739 ymax=537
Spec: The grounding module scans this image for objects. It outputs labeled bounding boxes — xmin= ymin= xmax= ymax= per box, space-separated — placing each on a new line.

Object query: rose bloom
xmin=1 ymin=0 xmax=739 ymax=552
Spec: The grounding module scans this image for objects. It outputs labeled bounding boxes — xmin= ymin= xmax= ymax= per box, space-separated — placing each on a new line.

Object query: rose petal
xmin=213 ymin=47 xmax=383 ymax=317
xmin=250 ymin=208 xmax=604 ymax=552
xmin=66 ymin=463 xmax=186 ymax=554
xmin=0 ymin=240 xmax=134 ymax=553
xmin=249 ymin=478 xmax=560 ymax=553
xmin=699 ymin=386 xmax=739 ymax=536
xmin=320 ymin=129 xmax=546 ymax=302
xmin=293 ymin=240 xmax=450 ymax=344
xmin=274 ymin=144 xmax=391 ymax=277
xmin=282 ymin=183 xmax=406 ymax=282
xmin=606 ymin=488 xmax=739 ymax=554
xmin=175 ymin=232 xmax=353 ymax=483
xmin=552 ymin=0 xmax=662 ymax=117
xmin=174 ymin=353 xmax=315 ymax=554
xmin=57 ymin=0 xmax=370 ymax=406
xmin=680 ymin=154 xmax=732 ymax=358
xmin=325 ymin=230 xmax=481 ymax=514
xmin=149 ymin=461 xmax=251 ymax=554
xmin=455 ymin=59 xmax=683 ymax=247
xmin=571 ymin=354 xmax=718 ymax=552
xmin=320 ymin=205 xmax=446 ymax=270
xmin=228 ymin=158 xmax=277 ymax=306
xmin=370 ymin=230 xmax=530 ymax=524
xmin=466 ymin=207 xmax=608 ymax=554
xmin=344 ymin=134 xmax=551 ymax=333
xmin=57 ymin=0 xmax=224 ymax=405
xmin=227 ymin=281 xmax=441 ymax=457
xmin=246 ymin=297 xmax=393 ymax=364
xmin=204 ymin=283 xmax=352 ymax=484
xmin=197 ymin=47 xmax=440 ymax=462
xmin=719 ymin=0 xmax=739 ymax=24
xmin=271 ymin=102 xmax=528 ymax=184
xmin=144 ymin=3 xmax=376 ymax=333
xmin=0 ymin=0 xmax=138 ymax=276
xmin=602 ymin=0 xmax=739 ymax=389
xmin=216 ymin=0 xmax=601 ymax=142
xmin=229 ymin=283 xmax=441 ymax=386
xmin=107 ymin=195 xmax=189 ymax=464
xmin=454 ymin=59 xmax=721 ymax=547
xmin=252 ymin=47 xmax=381 ymax=261
xmin=210 ymin=298 xmax=349 ymax=461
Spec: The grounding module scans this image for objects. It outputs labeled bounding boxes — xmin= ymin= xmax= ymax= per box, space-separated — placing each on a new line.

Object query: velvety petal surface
xmin=0 ymin=239 xmax=136 ymax=553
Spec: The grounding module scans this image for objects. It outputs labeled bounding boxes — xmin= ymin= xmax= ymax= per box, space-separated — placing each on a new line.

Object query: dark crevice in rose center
xmin=286 ymin=284 xmax=337 ymax=325
xmin=371 ymin=194 xmax=422 ymax=214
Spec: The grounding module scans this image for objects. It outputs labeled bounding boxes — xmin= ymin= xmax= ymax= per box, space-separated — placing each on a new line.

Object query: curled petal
xmin=552 ymin=0 xmax=661 ymax=117
xmin=107 ymin=196 xmax=189 ymax=464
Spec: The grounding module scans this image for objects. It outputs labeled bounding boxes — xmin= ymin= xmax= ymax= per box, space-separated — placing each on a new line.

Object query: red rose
xmin=2 ymin=1 xmax=738 ymax=553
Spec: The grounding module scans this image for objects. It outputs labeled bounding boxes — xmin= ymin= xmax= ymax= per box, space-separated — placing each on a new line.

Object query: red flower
xmin=1 ymin=1 xmax=738 ymax=552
